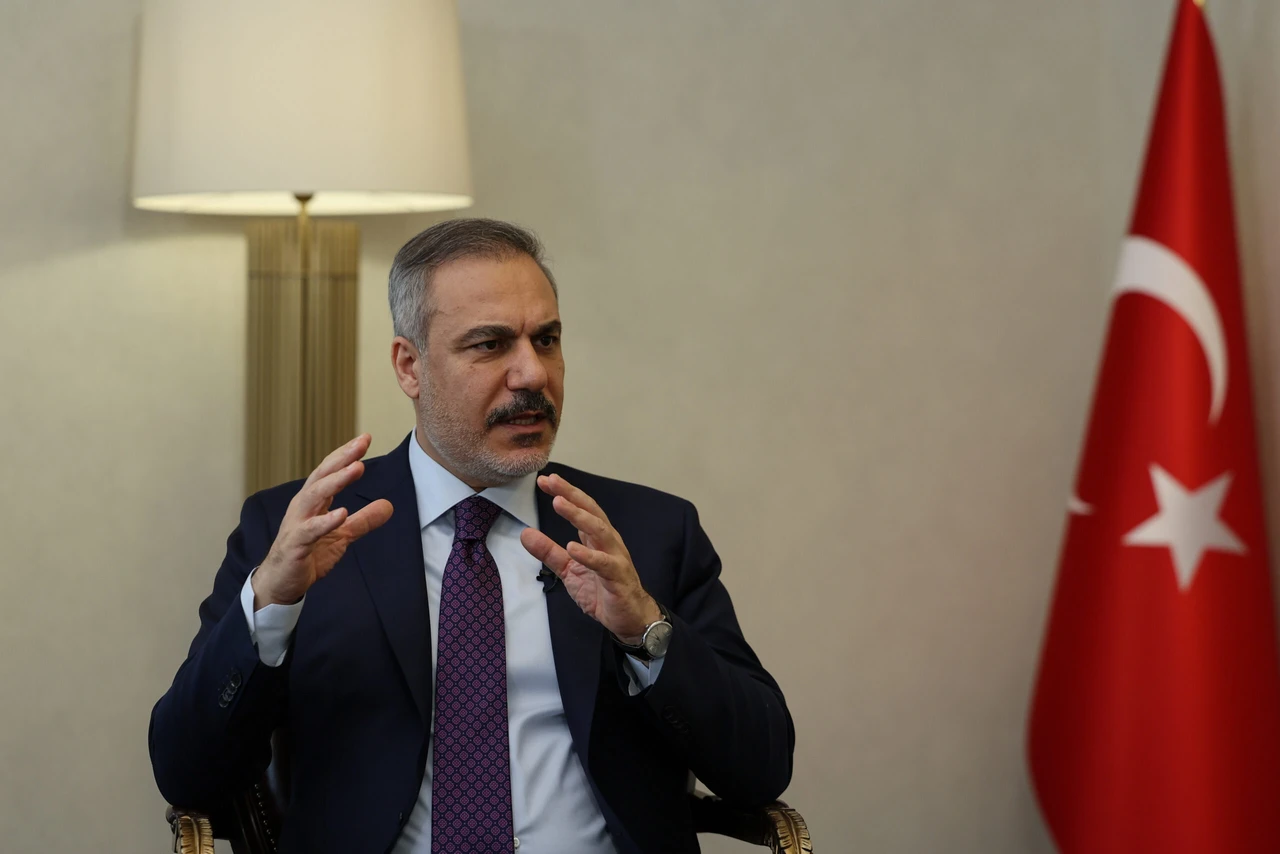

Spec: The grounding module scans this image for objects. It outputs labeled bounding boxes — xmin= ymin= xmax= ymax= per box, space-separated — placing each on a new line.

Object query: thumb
xmin=520 ymin=528 xmax=571 ymax=577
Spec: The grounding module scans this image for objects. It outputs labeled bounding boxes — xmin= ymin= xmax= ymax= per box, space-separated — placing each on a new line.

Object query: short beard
xmin=417 ymin=381 xmax=558 ymax=488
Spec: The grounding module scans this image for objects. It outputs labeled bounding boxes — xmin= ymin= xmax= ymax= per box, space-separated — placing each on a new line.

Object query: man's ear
xmin=391 ymin=336 xmax=422 ymax=399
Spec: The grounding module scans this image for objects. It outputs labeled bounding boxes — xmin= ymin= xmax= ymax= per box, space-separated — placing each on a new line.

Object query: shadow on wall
xmin=1229 ymin=0 xmax=1280 ymax=622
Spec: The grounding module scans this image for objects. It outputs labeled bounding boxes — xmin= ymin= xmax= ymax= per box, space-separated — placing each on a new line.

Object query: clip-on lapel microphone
xmin=537 ymin=567 xmax=560 ymax=593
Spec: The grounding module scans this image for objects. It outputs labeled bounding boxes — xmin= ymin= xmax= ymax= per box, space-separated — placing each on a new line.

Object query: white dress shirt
xmin=239 ymin=434 xmax=664 ymax=853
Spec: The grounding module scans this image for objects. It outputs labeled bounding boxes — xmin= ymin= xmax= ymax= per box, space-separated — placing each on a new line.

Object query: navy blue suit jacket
xmin=150 ymin=436 xmax=794 ymax=853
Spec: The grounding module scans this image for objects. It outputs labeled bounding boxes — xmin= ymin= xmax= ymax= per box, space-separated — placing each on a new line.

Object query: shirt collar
xmin=407 ymin=431 xmax=540 ymax=530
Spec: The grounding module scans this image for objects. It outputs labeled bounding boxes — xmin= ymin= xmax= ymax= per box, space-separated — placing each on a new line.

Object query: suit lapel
xmin=350 ymin=436 xmax=432 ymax=723
xmin=537 ymin=464 xmax=605 ymax=766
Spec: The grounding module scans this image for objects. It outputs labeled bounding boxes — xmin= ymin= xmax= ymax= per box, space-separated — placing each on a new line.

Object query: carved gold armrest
xmin=165 ymin=806 xmax=215 ymax=854
xmin=689 ymin=789 xmax=813 ymax=853
xmin=167 ymin=790 xmax=814 ymax=853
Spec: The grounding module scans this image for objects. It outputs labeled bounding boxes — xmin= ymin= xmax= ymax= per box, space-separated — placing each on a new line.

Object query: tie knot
xmin=453 ymin=496 xmax=502 ymax=541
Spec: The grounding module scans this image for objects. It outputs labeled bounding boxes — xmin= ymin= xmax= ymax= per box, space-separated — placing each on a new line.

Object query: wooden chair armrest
xmin=165 ymin=807 xmax=215 ymax=854
xmin=689 ymin=790 xmax=813 ymax=853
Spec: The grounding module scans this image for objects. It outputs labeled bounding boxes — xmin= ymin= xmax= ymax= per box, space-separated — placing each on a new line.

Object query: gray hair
xmin=388 ymin=218 xmax=558 ymax=348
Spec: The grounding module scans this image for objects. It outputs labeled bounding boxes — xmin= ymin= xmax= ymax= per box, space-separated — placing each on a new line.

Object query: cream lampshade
xmin=132 ymin=0 xmax=473 ymax=492
xmin=133 ymin=0 xmax=472 ymax=216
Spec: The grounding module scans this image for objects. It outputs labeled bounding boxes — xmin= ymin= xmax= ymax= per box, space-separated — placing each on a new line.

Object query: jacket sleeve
xmin=149 ymin=492 xmax=291 ymax=809
xmin=637 ymin=502 xmax=795 ymax=806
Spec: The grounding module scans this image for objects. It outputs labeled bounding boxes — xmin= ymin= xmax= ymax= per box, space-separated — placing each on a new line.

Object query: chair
xmin=166 ymin=732 xmax=812 ymax=853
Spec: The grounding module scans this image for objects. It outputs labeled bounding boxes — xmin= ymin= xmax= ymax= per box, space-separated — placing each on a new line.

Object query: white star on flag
xmin=1122 ymin=464 xmax=1246 ymax=590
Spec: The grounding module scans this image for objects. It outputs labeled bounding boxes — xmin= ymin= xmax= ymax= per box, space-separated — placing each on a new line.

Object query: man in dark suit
xmin=150 ymin=219 xmax=793 ymax=854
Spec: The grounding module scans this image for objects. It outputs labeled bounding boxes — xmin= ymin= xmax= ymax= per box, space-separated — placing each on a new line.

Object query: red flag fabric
xmin=1028 ymin=1 xmax=1280 ymax=851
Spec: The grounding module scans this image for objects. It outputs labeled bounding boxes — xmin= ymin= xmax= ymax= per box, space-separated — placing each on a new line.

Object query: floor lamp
xmin=130 ymin=0 xmax=473 ymax=494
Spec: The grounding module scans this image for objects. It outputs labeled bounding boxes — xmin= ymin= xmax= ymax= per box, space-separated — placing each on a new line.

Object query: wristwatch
xmin=613 ymin=601 xmax=674 ymax=662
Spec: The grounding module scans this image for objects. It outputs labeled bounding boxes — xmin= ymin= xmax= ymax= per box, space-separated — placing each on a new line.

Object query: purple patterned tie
xmin=432 ymin=496 xmax=513 ymax=854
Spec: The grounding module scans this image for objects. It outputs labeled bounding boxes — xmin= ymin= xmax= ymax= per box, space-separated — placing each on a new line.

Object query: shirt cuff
xmin=623 ymin=654 xmax=665 ymax=697
xmin=240 ymin=569 xmax=304 ymax=668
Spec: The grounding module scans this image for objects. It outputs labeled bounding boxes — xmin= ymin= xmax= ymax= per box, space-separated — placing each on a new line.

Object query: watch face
xmin=643 ymin=621 xmax=674 ymax=658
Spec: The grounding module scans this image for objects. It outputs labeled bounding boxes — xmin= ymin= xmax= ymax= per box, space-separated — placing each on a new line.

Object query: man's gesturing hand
xmin=520 ymin=473 xmax=662 ymax=644
xmin=252 ymin=434 xmax=394 ymax=609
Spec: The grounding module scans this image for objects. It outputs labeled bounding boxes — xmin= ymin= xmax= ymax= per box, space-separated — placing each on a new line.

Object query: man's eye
xmin=538 ymin=335 xmax=559 ymax=347
xmin=474 ymin=340 xmax=501 ymax=352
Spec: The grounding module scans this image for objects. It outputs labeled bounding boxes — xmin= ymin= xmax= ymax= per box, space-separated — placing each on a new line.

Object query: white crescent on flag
xmin=1111 ymin=235 xmax=1228 ymax=424
xmin=1068 ymin=235 xmax=1228 ymax=517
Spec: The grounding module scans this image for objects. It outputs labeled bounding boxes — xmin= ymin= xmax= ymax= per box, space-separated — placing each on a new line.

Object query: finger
xmin=551 ymin=494 xmax=616 ymax=547
xmin=565 ymin=540 xmax=626 ymax=581
xmin=335 ymin=499 xmax=394 ymax=542
xmin=295 ymin=506 xmax=349 ymax=546
xmin=304 ymin=434 xmax=372 ymax=487
xmin=520 ymin=528 xmax=572 ymax=576
xmin=538 ymin=474 xmax=611 ymax=524
xmin=301 ymin=460 xmax=366 ymax=512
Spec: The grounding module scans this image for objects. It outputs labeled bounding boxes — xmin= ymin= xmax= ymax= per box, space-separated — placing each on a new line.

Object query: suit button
xmin=229 ymin=670 xmax=242 ymax=689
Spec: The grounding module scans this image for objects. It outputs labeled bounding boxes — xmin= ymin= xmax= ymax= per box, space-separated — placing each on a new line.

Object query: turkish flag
xmin=1027 ymin=1 xmax=1280 ymax=851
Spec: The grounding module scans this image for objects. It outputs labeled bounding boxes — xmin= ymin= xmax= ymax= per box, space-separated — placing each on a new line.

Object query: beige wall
xmin=3 ymin=0 xmax=1279 ymax=851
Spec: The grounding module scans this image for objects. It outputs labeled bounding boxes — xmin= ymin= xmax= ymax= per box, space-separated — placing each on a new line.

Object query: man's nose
xmin=507 ymin=340 xmax=548 ymax=391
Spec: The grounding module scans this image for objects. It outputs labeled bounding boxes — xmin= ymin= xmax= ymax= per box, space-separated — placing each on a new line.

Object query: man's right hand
xmin=252 ymin=434 xmax=395 ymax=609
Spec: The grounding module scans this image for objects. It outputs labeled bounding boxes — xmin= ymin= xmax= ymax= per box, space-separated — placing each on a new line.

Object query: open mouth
xmin=499 ymin=411 xmax=547 ymax=427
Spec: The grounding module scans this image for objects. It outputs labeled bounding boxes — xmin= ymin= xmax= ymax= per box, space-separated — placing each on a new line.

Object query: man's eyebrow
xmin=533 ymin=321 xmax=563 ymax=337
xmin=457 ymin=324 xmax=517 ymax=346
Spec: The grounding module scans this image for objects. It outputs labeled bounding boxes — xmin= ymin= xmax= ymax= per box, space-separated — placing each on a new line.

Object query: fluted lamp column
xmin=243 ymin=200 xmax=361 ymax=492
xmin=131 ymin=0 xmax=473 ymax=494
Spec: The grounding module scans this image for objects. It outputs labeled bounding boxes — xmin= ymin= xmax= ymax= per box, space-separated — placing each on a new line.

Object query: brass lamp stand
xmin=245 ymin=195 xmax=359 ymax=494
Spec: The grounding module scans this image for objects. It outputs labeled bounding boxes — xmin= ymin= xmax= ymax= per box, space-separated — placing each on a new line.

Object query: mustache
xmin=486 ymin=390 xmax=559 ymax=429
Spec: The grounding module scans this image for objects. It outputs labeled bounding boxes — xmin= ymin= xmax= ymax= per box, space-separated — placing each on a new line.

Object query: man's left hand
xmin=520 ymin=473 xmax=662 ymax=644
